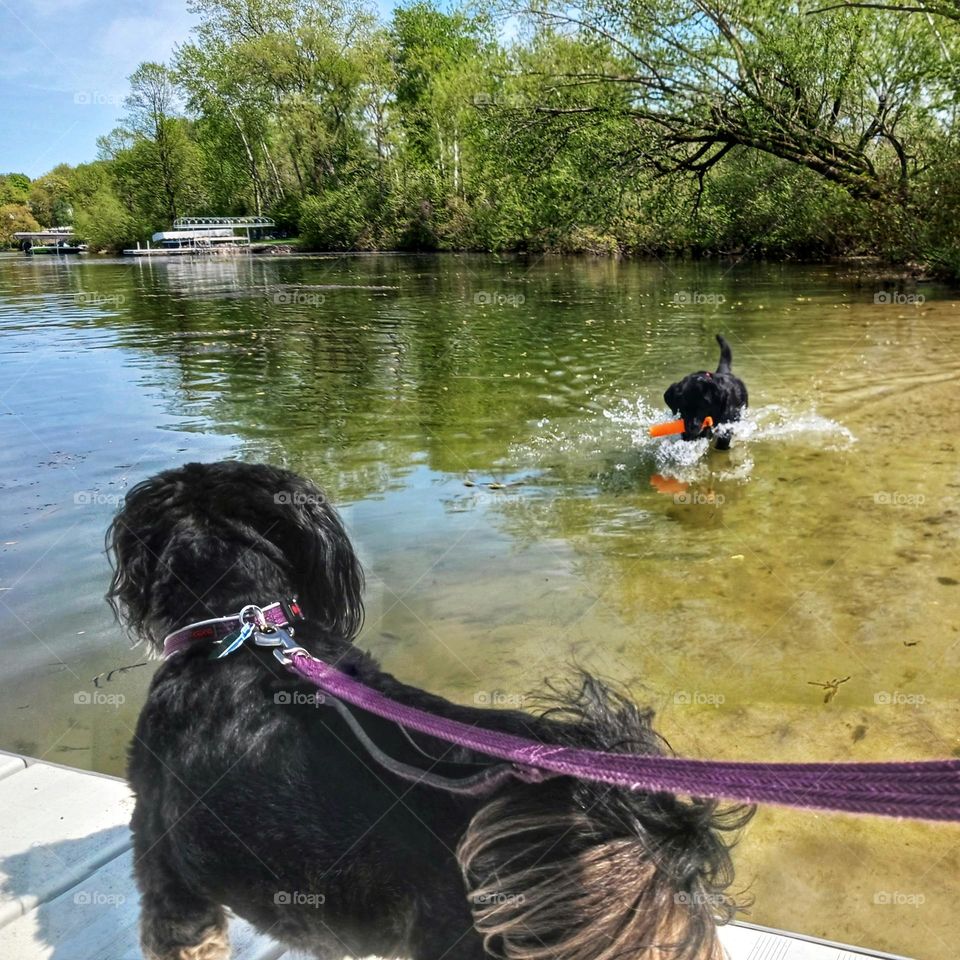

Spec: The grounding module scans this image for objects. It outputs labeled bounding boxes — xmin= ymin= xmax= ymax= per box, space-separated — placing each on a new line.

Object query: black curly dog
xmin=664 ymin=335 xmax=748 ymax=449
xmin=107 ymin=460 xmax=750 ymax=960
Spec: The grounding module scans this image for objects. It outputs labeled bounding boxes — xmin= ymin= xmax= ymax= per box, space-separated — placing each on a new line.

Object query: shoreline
xmin=3 ymin=245 xmax=944 ymax=285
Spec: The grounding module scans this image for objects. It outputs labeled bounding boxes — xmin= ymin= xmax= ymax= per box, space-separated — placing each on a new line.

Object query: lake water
xmin=0 ymin=252 xmax=957 ymax=958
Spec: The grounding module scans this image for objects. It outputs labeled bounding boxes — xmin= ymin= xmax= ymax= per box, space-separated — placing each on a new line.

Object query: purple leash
xmin=288 ymin=653 xmax=960 ymax=823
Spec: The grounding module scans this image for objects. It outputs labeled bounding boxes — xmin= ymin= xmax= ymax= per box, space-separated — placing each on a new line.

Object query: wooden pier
xmin=0 ymin=751 xmax=910 ymax=960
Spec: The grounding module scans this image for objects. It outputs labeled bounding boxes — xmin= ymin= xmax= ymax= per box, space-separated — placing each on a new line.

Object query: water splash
xmin=516 ymin=398 xmax=855 ymax=486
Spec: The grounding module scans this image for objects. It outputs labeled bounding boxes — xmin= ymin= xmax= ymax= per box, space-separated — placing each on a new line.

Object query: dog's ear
xmin=701 ymin=377 xmax=721 ymax=403
xmin=664 ymin=383 xmax=681 ymax=413
xmin=269 ymin=475 xmax=364 ymax=641
xmin=105 ymin=472 xmax=176 ymax=645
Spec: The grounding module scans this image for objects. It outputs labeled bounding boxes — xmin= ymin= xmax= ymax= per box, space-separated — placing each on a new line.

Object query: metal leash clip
xmin=209 ymin=604 xmax=309 ymax=664
xmin=252 ymin=624 xmax=309 ymax=666
xmin=213 ymin=605 xmax=273 ymax=660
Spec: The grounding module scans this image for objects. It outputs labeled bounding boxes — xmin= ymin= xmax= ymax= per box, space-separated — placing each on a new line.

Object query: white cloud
xmin=0 ymin=1 xmax=195 ymax=96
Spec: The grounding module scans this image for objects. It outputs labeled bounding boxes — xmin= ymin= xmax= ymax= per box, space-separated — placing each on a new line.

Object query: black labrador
xmin=664 ymin=334 xmax=748 ymax=450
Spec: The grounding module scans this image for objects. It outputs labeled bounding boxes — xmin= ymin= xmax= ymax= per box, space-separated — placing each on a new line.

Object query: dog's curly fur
xmin=664 ymin=335 xmax=748 ymax=449
xmin=107 ymin=460 xmax=751 ymax=960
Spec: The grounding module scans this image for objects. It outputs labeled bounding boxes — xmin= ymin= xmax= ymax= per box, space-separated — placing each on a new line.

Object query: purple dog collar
xmin=162 ymin=599 xmax=303 ymax=658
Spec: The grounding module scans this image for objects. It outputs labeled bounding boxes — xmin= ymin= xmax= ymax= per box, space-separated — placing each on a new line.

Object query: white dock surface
xmin=0 ymin=752 xmax=910 ymax=960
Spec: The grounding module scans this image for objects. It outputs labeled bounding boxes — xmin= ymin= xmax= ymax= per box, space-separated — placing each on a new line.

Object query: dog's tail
xmin=457 ymin=677 xmax=753 ymax=960
xmin=715 ymin=334 xmax=733 ymax=374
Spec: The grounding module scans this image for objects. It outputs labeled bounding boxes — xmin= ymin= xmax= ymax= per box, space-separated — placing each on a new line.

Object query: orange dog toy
xmin=650 ymin=416 xmax=713 ymax=438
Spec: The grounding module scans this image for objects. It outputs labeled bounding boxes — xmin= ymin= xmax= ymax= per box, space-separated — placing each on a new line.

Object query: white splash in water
xmin=606 ymin=398 xmax=855 ymax=451
xmin=518 ymin=398 xmax=855 ymax=485
xmin=729 ymin=404 xmax=857 ymax=450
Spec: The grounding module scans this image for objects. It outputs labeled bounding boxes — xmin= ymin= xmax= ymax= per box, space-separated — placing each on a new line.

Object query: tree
xmin=124 ymin=63 xmax=197 ymax=221
xmin=185 ymin=0 xmax=379 ymax=196
xmin=0 ymin=204 xmax=41 ymax=246
xmin=175 ymin=41 xmax=283 ymax=214
xmin=506 ymin=0 xmax=959 ymax=204
xmin=391 ymin=3 xmax=489 ymax=191
xmin=28 ymin=168 xmax=74 ymax=225
xmin=0 ymin=173 xmax=31 ymax=205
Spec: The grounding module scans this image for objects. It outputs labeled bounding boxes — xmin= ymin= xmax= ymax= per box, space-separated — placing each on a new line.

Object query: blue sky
xmin=1 ymin=0 xmax=200 ymax=177
xmin=0 ymin=0 xmax=396 ymax=179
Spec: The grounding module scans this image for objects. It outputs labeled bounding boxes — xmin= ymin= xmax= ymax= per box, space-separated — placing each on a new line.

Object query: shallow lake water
xmin=0 ymin=252 xmax=957 ymax=958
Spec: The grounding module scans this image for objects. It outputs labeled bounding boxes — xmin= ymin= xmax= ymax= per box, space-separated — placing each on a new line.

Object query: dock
xmin=0 ymin=751 xmax=910 ymax=960
xmin=122 ymin=244 xmax=250 ymax=257
xmin=122 ymin=216 xmax=276 ymax=257
xmin=11 ymin=228 xmax=85 ymax=254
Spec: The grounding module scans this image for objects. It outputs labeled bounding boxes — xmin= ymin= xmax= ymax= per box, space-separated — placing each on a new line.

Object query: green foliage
xmin=299 ymin=184 xmax=373 ymax=250
xmin=0 ymin=204 xmax=41 ymax=247
xmin=15 ymin=0 xmax=960 ymax=274
xmin=72 ymin=191 xmax=142 ymax=252
xmin=28 ymin=168 xmax=74 ymax=226
xmin=0 ymin=174 xmax=31 ymax=205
